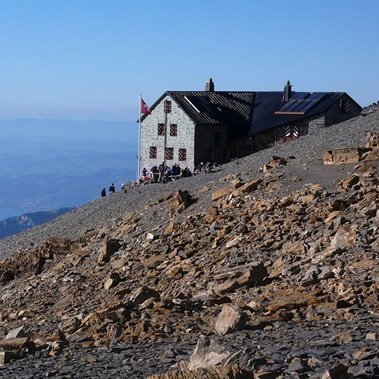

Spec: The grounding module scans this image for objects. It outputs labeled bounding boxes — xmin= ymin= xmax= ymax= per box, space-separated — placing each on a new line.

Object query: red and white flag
xmin=140 ymin=98 xmax=151 ymax=116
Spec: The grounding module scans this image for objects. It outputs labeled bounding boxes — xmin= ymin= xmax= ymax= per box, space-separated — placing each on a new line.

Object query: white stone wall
xmin=139 ymin=95 xmax=196 ymax=176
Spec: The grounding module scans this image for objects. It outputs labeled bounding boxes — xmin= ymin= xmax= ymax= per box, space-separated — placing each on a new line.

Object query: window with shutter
xmin=157 ymin=123 xmax=165 ymax=135
xmin=149 ymin=146 xmax=157 ymax=158
xmin=165 ymin=147 xmax=174 ymax=160
xmin=179 ymin=148 xmax=186 ymax=161
xmin=170 ymin=124 xmax=177 ymax=136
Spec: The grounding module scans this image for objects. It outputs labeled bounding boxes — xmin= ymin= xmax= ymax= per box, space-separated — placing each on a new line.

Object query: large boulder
xmin=188 ymin=336 xmax=231 ymax=369
xmin=98 ymin=239 xmax=121 ymax=264
xmin=324 ymin=148 xmax=363 ymax=165
xmin=168 ymin=190 xmax=193 ymax=215
xmin=215 ymin=304 xmax=246 ymax=336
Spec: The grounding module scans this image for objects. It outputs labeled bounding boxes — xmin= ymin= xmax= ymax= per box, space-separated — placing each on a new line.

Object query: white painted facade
xmin=139 ymin=95 xmax=196 ymax=177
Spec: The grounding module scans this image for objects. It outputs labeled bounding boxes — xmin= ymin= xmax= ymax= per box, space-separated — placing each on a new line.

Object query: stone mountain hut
xmin=139 ymin=79 xmax=362 ymax=174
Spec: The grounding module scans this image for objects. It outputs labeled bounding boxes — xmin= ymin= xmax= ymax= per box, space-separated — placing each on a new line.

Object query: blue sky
xmin=0 ymin=0 xmax=378 ymax=121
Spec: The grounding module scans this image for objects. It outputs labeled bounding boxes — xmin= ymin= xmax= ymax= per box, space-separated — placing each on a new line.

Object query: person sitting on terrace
xmin=204 ymin=161 xmax=212 ymax=173
xmin=158 ymin=162 xmax=166 ymax=183
xmin=150 ymin=165 xmax=159 ymax=183
xmin=194 ymin=163 xmax=204 ymax=175
xmin=140 ymin=168 xmax=150 ymax=184
xmin=181 ymin=167 xmax=192 ymax=177
xmin=171 ymin=163 xmax=181 ymax=177
xmin=163 ymin=166 xmax=172 ymax=182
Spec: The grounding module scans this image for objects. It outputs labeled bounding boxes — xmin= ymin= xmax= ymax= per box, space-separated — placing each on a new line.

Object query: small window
xmin=164 ymin=100 xmax=172 ymax=113
xmin=170 ymin=124 xmax=177 ymax=136
xmin=179 ymin=148 xmax=187 ymax=161
xmin=149 ymin=146 xmax=157 ymax=159
xmin=165 ymin=147 xmax=174 ymax=160
xmin=157 ymin=123 xmax=165 ymax=135
xmin=284 ymin=125 xmax=299 ymax=139
xmin=340 ymin=99 xmax=351 ymax=113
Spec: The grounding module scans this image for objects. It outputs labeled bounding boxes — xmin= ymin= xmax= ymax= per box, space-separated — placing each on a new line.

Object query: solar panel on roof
xmin=288 ymin=100 xmax=303 ymax=112
xmin=278 ymin=102 xmax=291 ymax=112
xmin=292 ymin=92 xmax=310 ymax=100
xmin=279 ymin=101 xmax=297 ymax=112
xmin=294 ymin=101 xmax=312 ymax=113
xmin=299 ymin=100 xmax=318 ymax=113
xmin=286 ymin=101 xmax=303 ymax=112
xmin=276 ymin=92 xmax=326 ymax=114
xmin=307 ymin=92 xmax=325 ymax=101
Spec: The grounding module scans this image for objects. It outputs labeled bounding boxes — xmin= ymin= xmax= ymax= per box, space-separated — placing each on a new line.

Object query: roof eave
xmin=274 ymin=111 xmax=305 ymax=115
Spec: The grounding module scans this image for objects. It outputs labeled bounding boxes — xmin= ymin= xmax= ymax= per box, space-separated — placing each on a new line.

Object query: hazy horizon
xmin=0 ymin=118 xmax=138 ymax=221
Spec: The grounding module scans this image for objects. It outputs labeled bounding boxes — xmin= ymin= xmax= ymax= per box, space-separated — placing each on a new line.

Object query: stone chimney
xmin=205 ymin=78 xmax=215 ymax=92
xmin=283 ymin=80 xmax=292 ymax=102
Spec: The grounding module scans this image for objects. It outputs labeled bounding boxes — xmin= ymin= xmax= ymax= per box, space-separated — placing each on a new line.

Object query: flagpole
xmin=137 ymin=94 xmax=141 ymax=181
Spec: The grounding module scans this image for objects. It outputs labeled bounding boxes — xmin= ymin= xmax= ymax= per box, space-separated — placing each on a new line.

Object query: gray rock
xmin=215 ymin=304 xmax=246 ymax=336
xmin=187 ymin=336 xmax=230 ymax=370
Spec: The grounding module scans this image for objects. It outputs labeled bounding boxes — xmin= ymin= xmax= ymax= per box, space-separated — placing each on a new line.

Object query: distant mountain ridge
xmin=0 ymin=208 xmax=73 ymax=239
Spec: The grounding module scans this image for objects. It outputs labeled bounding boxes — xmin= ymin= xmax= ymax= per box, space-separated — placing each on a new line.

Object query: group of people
xmin=101 ymin=183 xmax=116 ymax=197
xmin=101 ymin=161 xmax=218 ymax=196
xmin=140 ymin=162 xmax=192 ymax=184
xmin=193 ymin=161 xmax=217 ymax=175
xmin=140 ymin=161 xmax=217 ymax=185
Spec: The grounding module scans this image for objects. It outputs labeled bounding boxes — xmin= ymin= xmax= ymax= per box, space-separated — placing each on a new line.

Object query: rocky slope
xmin=0 ymin=106 xmax=378 ymax=378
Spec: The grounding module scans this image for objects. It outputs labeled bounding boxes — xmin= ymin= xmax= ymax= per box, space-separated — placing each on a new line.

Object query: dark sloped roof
xmin=249 ymin=91 xmax=348 ymax=135
xmin=168 ymin=91 xmax=255 ymax=126
xmin=142 ymin=90 xmax=256 ymax=139
xmin=142 ymin=89 xmax=361 ymax=138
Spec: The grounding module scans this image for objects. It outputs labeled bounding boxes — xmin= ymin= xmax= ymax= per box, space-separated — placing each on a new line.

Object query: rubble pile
xmin=0 ymin=132 xmax=378 ymax=377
